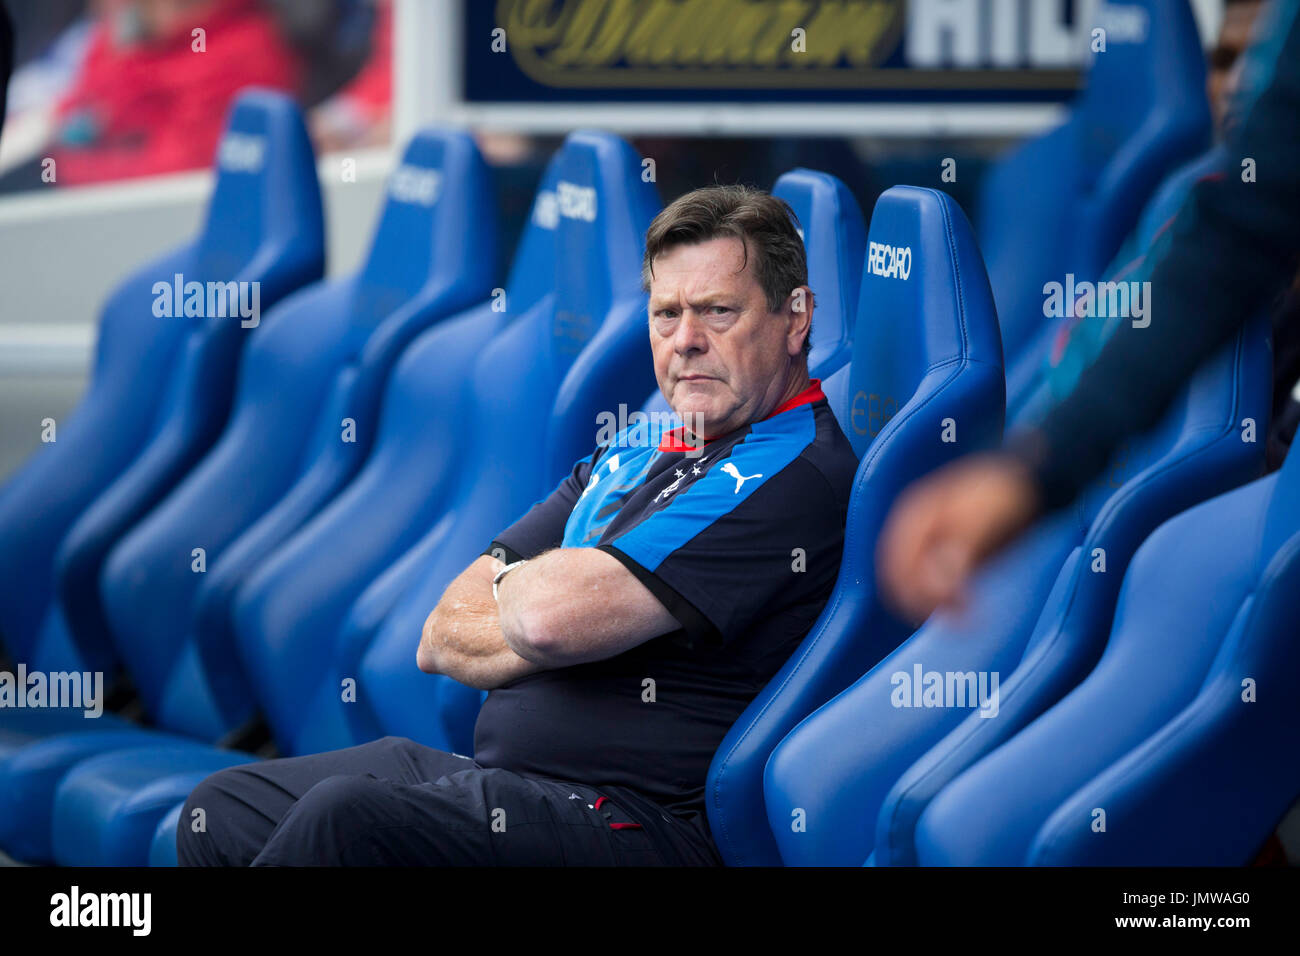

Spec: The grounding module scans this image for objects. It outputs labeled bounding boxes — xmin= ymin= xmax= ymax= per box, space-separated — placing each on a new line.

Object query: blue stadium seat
xmin=978 ymin=0 xmax=1209 ymax=410
xmin=353 ymin=132 xmax=661 ymax=752
xmin=148 ymin=801 xmax=185 ymax=867
xmin=641 ymin=168 xmax=865 ymax=427
xmin=707 ymin=186 xmax=1006 ymax=865
xmin=764 ymin=314 xmax=1270 ymax=866
xmin=763 ymin=140 xmax=1274 ymax=865
xmin=42 ymin=131 xmax=660 ymax=865
xmin=916 ymin=441 xmax=1300 ymax=866
xmin=773 ymin=169 xmax=863 ymax=385
xmin=99 ymin=129 xmax=495 ymax=742
xmin=1028 ymin=458 xmax=1300 ymax=865
xmin=0 ymin=129 xmax=495 ymax=865
xmin=0 ymin=89 xmax=324 ymax=678
xmin=53 ymin=745 xmax=255 ymax=868
xmin=186 ymin=163 xmax=559 ymax=757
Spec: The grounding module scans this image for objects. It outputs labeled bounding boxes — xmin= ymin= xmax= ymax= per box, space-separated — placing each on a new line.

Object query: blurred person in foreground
xmin=1041 ymin=0 xmax=1300 ymax=468
xmin=879 ymin=0 xmax=1300 ymax=623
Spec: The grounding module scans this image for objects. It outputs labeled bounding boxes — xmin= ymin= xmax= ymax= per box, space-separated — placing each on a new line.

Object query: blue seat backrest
xmin=641 ymin=168 xmax=866 ymax=423
xmin=350 ymin=132 xmax=494 ymax=321
xmin=227 ymin=135 xmax=652 ymax=757
xmin=96 ymin=129 xmax=495 ymax=740
xmin=773 ymin=168 xmax=864 ymax=377
xmin=1262 ymin=438 xmax=1300 ymax=558
xmin=351 ymin=133 xmax=662 ymax=751
xmin=838 ymin=187 xmax=1005 ymax=457
xmin=47 ymin=91 xmax=326 ymax=676
xmin=764 ymin=140 xmax=1263 ymax=858
xmin=0 ymin=89 xmax=323 ymax=675
xmin=764 ymin=307 xmax=1269 ymax=866
xmin=1025 ymin=452 xmax=1300 ymax=865
xmin=500 ymin=162 xmax=564 ymax=313
xmin=759 ymin=136 xmax=1268 ymax=868
xmin=765 ymin=138 xmax=1271 ymax=864
xmin=705 ymin=186 xmax=1005 ymax=865
xmin=192 ymin=89 xmax=325 ymax=290
xmin=544 ymin=133 xmax=665 ymax=478
xmin=227 ymin=152 xmax=563 ymax=756
xmin=914 ymin=390 xmax=1289 ymax=866
xmin=979 ymin=0 xmax=1209 ymax=403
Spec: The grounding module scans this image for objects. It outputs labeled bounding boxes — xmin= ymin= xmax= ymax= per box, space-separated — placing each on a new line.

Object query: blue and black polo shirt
xmin=473 ymin=378 xmax=858 ymax=859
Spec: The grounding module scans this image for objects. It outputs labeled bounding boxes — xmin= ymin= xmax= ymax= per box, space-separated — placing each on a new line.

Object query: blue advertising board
xmin=462 ymin=0 xmax=1116 ymax=104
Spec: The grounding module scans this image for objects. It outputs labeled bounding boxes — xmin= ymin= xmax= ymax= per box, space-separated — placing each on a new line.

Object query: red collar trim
xmin=768 ymin=377 xmax=825 ymax=417
xmin=656 ymin=378 xmax=823 ymax=452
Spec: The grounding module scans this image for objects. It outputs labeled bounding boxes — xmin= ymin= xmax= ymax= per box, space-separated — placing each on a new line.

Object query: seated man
xmin=179 ymin=184 xmax=858 ymax=867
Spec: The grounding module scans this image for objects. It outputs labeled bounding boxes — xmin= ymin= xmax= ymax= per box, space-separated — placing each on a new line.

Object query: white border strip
xmin=445 ymin=102 xmax=1065 ymax=137
xmin=0 ymin=324 xmax=96 ymax=375
xmin=0 ymin=148 xmax=394 ymax=224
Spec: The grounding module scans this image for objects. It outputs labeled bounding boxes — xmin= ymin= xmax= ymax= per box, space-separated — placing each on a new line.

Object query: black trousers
xmin=176 ymin=736 xmax=719 ymax=866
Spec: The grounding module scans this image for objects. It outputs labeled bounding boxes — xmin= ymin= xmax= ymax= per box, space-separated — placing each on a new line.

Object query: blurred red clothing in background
xmin=309 ymin=0 xmax=391 ymax=152
xmin=51 ymin=0 xmax=301 ymax=186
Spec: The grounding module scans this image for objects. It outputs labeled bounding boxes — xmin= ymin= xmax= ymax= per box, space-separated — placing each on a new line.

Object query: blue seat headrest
xmin=549 ymin=130 xmax=660 ymax=356
xmin=1073 ymin=0 xmax=1208 ymax=191
xmin=772 ymin=168 xmax=865 ymax=373
xmin=353 ymin=129 xmax=494 ymax=320
xmin=976 ymin=0 xmax=1209 ymax=378
xmin=846 ymin=186 xmax=1003 ymax=456
xmin=193 ymin=88 xmax=322 ymax=280
xmin=503 ymin=150 xmax=565 ymax=311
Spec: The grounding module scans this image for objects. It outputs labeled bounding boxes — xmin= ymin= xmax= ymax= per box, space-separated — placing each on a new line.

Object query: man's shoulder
xmin=733 ymin=397 xmax=856 ymax=511
xmin=796 ymin=399 xmax=858 ymax=507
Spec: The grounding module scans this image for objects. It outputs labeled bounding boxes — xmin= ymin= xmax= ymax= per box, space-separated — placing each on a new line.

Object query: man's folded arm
xmin=418 ymin=549 xmax=682 ymax=687
xmin=417 ymin=554 xmax=552 ymax=690
xmin=495 ymin=547 xmax=682 ymax=666
xmin=418 ymin=447 xmax=616 ymax=686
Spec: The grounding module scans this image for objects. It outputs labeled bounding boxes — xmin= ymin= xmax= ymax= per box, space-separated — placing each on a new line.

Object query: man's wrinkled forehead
xmin=647 ymin=236 xmax=758 ymax=302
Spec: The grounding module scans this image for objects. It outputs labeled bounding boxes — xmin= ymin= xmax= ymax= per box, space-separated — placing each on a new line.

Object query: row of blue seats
xmin=731 ymin=0 xmax=1299 ymax=866
xmin=3 ymin=0 xmax=1292 ymax=867
xmin=0 ymin=85 xmax=998 ymax=865
xmin=0 ymin=87 xmax=935 ymax=864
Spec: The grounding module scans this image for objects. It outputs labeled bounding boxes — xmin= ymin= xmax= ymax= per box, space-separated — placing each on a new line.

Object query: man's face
xmin=648 ymin=236 xmax=810 ymax=439
xmin=1207 ymin=1 xmax=1263 ymax=134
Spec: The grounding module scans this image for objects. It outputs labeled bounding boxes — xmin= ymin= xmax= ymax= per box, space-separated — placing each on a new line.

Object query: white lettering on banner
xmin=217 ymin=133 xmax=266 ymax=173
xmin=388 ymin=166 xmax=443 ymax=206
xmin=557 ymin=181 xmax=598 ymax=221
xmin=907 ymin=0 xmax=1120 ymax=68
xmin=867 ymin=241 xmax=912 ymax=280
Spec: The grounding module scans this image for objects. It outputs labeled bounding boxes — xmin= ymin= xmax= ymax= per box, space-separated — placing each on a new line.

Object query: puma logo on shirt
xmin=721 ymin=461 xmax=762 ymax=493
